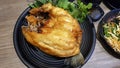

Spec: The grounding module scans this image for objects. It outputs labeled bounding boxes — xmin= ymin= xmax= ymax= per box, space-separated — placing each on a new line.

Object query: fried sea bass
xmin=22 ymin=3 xmax=84 ymax=67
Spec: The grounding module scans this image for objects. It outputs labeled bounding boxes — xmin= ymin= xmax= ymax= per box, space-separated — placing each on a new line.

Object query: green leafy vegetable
xmin=28 ymin=0 xmax=92 ymax=23
xmin=57 ymin=0 xmax=70 ymax=9
xmin=103 ymin=21 xmax=120 ymax=41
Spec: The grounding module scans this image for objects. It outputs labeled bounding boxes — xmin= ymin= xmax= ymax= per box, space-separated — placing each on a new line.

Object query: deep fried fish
xmin=22 ymin=3 xmax=84 ymax=67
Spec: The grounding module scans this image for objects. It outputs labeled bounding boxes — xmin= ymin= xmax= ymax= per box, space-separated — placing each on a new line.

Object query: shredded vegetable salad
xmin=103 ymin=14 xmax=120 ymax=52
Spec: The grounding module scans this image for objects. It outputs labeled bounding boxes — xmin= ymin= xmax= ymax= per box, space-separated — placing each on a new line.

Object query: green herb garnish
xmin=28 ymin=0 xmax=92 ymax=23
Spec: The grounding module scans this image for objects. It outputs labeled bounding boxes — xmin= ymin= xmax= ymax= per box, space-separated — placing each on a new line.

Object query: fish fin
xmin=64 ymin=52 xmax=84 ymax=68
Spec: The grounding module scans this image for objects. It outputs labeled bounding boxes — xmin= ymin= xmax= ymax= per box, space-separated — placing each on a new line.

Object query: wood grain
xmin=0 ymin=0 xmax=27 ymax=68
xmin=0 ymin=0 xmax=120 ymax=68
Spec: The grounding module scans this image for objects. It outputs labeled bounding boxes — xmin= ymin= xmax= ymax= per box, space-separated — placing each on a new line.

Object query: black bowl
xmin=103 ymin=0 xmax=120 ymax=10
xmin=69 ymin=0 xmax=104 ymax=22
xmin=81 ymin=0 xmax=102 ymax=5
xmin=13 ymin=7 xmax=96 ymax=68
xmin=89 ymin=5 xmax=104 ymax=22
xmin=81 ymin=0 xmax=104 ymax=22
xmin=97 ymin=9 xmax=120 ymax=59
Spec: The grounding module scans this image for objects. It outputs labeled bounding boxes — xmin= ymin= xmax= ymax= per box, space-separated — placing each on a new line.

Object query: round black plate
xmin=97 ymin=9 xmax=120 ymax=59
xmin=13 ymin=7 xmax=96 ymax=68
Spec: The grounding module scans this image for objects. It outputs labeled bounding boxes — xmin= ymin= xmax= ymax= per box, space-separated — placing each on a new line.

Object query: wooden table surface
xmin=0 ymin=0 xmax=120 ymax=68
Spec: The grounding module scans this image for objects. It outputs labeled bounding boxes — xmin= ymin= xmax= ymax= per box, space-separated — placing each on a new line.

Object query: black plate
xmin=13 ymin=7 xmax=96 ymax=68
xmin=97 ymin=9 xmax=120 ymax=59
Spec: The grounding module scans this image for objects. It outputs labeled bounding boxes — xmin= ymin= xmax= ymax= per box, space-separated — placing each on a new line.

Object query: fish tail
xmin=64 ymin=52 xmax=84 ymax=68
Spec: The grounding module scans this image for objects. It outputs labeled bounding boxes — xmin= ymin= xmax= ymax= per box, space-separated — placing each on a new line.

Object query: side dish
xmin=103 ymin=15 xmax=120 ymax=53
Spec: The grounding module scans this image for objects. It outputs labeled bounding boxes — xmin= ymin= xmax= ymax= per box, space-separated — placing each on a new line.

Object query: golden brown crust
xmin=22 ymin=3 xmax=82 ymax=57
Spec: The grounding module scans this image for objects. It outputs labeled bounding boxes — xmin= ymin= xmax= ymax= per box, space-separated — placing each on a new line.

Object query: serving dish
xmin=89 ymin=5 xmax=104 ymax=22
xmin=82 ymin=0 xmax=104 ymax=22
xmin=13 ymin=7 xmax=96 ymax=68
xmin=97 ymin=9 xmax=120 ymax=59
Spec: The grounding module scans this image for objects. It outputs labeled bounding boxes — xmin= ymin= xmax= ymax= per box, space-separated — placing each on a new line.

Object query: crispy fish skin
xmin=22 ymin=3 xmax=82 ymax=57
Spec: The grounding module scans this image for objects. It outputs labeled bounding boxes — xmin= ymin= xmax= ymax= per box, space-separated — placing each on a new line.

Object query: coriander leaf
xmin=28 ymin=3 xmax=36 ymax=8
xmin=87 ymin=3 xmax=92 ymax=9
xmin=51 ymin=0 xmax=58 ymax=5
xmin=28 ymin=0 xmax=92 ymax=23
xmin=57 ymin=0 xmax=70 ymax=9
xmin=36 ymin=0 xmax=47 ymax=4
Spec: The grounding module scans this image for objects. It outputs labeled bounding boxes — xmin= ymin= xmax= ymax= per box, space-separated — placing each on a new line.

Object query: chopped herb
xmin=28 ymin=0 xmax=92 ymax=23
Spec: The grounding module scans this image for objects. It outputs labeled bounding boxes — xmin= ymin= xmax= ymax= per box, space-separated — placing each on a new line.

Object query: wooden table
xmin=0 ymin=0 xmax=120 ymax=68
